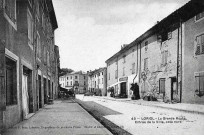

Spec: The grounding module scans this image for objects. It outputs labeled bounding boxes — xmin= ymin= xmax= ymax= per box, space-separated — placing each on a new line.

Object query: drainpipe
xmin=180 ymin=19 xmax=183 ymax=103
xmin=176 ymin=20 xmax=180 ymax=103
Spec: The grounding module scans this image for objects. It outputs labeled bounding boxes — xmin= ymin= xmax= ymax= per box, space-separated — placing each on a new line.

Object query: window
xmin=42 ymin=13 xmax=45 ymax=30
xmin=67 ymin=82 xmax=69 ymax=86
xmin=132 ymin=63 xmax=135 ymax=74
xmin=47 ymin=51 xmax=50 ymax=66
xmin=84 ymin=76 xmax=86 ymax=79
xmin=195 ymin=11 xmax=204 ymax=21
xmin=145 ymin=41 xmax=148 ymax=51
xmin=84 ymin=81 xmax=86 ymax=85
xmin=67 ymin=77 xmax=69 ymax=80
xmin=115 ymin=70 xmax=118 ymax=79
xmin=71 ymin=81 xmax=72 ymax=86
xmin=195 ymin=72 xmax=204 ymax=95
xmin=75 ymin=76 xmax=77 ymax=79
xmin=37 ymin=32 xmax=41 ymax=58
xmin=75 ymin=81 xmax=78 ymax=84
xmin=123 ymin=67 xmax=125 ymax=76
xmin=144 ymin=58 xmax=148 ymax=70
xmin=27 ymin=9 xmax=33 ymax=47
xmin=43 ymin=46 xmax=47 ymax=63
xmin=4 ymin=0 xmax=17 ymax=28
xmin=109 ymin=73 xmax=110 ymax=80
xmin=123 ymin=55 xmax=126 ymax=63
xmin=161 ymin=50 xmax=168 ymax=65
xmin=159 ymin=78 xmax=165 ymax=93
xmin=195 ymin=34 xmax=204 ymax=55
xmin=102 ymin=72 xmax=103 ymax=75
xmin=168 ymin=32 xmax=172 ymax=40
xmin=102 ymin=78 xmax=103 ymax=84
xmin=5 ymin=57 xmax=17 ymax=105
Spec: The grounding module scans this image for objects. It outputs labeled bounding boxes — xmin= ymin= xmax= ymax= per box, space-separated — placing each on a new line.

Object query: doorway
xmin=38 ymin=75 xmax=42 ymax=108
xmin=22 ymin=74 xmax=29 ymax=119
xmin=120 ymin=82 xmax=127 ymax=95
xmin=22 ymin=66 xmax=33 ymax=119
xmin=43 ymin=78 xmax=47 ymax=104
xmin=171 ymin=77 xmax=177 ymax=101
xmin=171 ymin=77 xmax=178 ymax=100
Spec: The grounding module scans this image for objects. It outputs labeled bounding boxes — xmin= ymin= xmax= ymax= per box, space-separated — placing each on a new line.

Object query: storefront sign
xmin=119 ymin=77 xmax=128 ymax=82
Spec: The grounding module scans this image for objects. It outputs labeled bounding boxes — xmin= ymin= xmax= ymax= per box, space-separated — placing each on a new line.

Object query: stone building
xmin=0 ymin=0 xmax=59 ymax=132
xmin=106 ymin=0 xmax=204 ymax=104
xmin=87 ymin=67 xmax=107 ymax=96
xmin=59 ymin=71 xmax=88 ymax=94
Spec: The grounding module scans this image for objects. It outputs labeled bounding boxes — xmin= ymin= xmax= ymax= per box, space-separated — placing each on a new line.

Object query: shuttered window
xmin=195 ymin=34 xmax=204 ymax=55
xmin=161 ymin=50 xmax=168 ymax=65
xmin=144 ymin=58 xmax=148 ymax=70
xmin=195 ymin=72 xmax=204 ymax=94
xmin=159 ymin=78 xmax=165 ymax=93
xmin=27 ymin=9 xmax=33 ymax=46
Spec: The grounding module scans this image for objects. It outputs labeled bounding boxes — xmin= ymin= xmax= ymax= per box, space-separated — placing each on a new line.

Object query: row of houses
xmin=87 ymin=67 xmax=107 ymax=96
xmin=0 ymin=0 xmax=59 ymax=133
xmin=59 ymin=71 xmax=88 ymax=94
xmin=106 ymin=0 xmax=204 ymax=104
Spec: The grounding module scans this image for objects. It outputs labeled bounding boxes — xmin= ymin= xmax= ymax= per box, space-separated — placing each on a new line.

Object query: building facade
xmin=59 ymin=71 xmax=88 ymax=94
xmin=88 ymin=67 xmax=107 ymax=96
xmin=106 ymin=0 xmax=204 ymax=104
xmin=0 ymin=0 xmax=59 ymax=132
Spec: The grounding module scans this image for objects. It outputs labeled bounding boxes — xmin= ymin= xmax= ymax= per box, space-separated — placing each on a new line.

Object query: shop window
xmin=6 ymin=57 xmax=17 ymax=105
xmin=159 ymin=78 xmax=165 ymax=94
xmin=195 ymin=34 xmax=204 ymax=55
xmin=195 ymin=72 xmax=204 ymax=96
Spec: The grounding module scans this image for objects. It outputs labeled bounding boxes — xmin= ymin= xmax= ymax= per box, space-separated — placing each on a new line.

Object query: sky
xmin=52 ymin=0 xmax=190 ymax=72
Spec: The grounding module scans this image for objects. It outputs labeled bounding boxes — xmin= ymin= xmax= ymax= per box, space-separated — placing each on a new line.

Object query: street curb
xmin=75 ymin=99 xmax=132 ymax=135
xmin=92 ymin=96 xmax=204 ymax=115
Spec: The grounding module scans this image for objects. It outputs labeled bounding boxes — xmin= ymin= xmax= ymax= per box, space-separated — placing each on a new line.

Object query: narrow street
xmin=2 ymin=100 xmax=112 ymax=135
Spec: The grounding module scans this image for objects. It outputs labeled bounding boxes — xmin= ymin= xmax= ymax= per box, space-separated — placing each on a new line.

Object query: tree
xmin=59 ymin=68 xmax=74 ymax=76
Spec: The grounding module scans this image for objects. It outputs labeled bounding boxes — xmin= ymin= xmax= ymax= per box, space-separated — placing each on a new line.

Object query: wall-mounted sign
xmin=119 ymin=77 xmax=128 ymax=82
